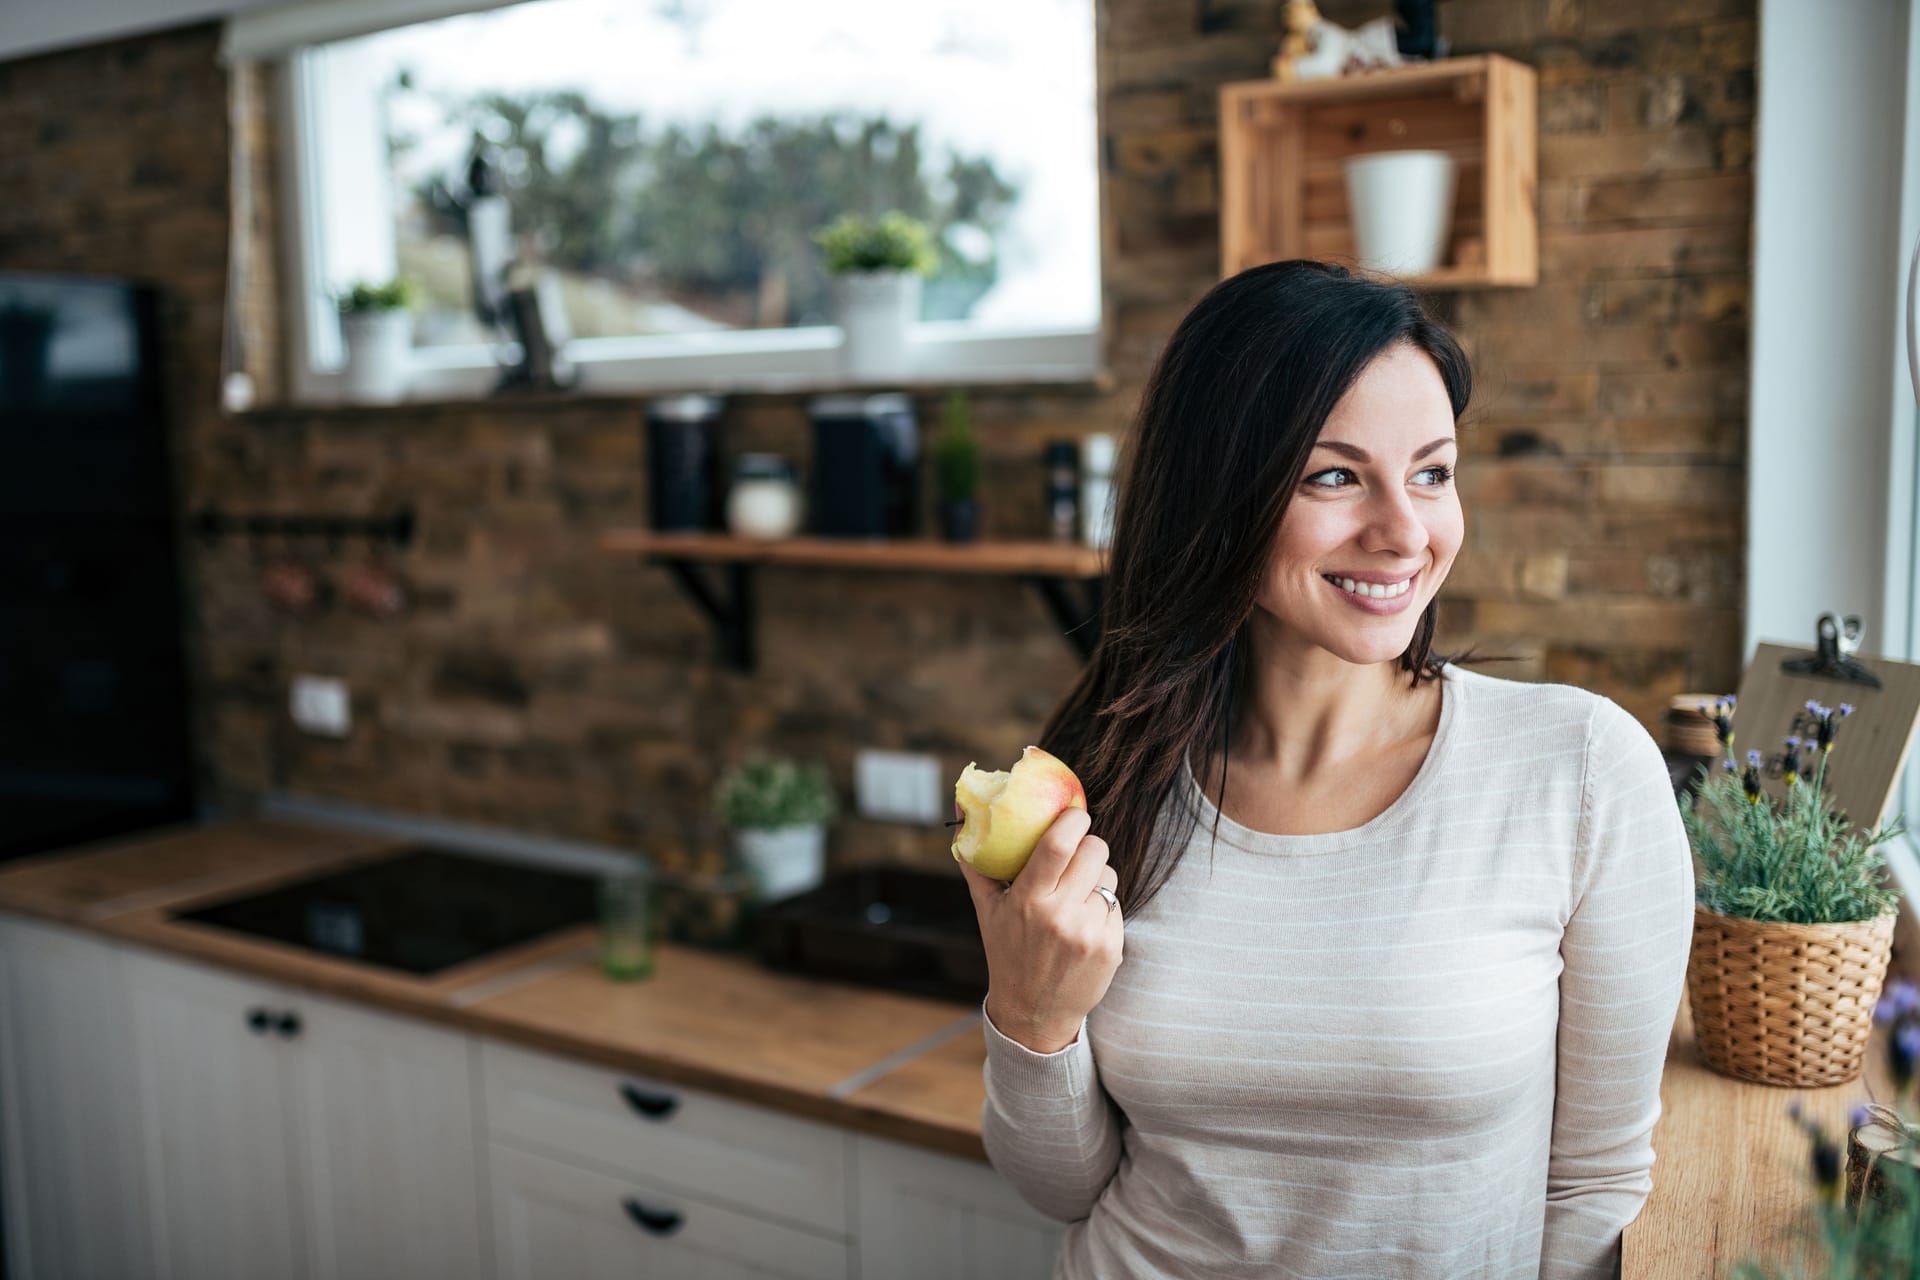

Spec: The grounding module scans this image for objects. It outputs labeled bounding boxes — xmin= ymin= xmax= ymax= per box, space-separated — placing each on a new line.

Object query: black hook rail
xmin=189 ymin=508 xmax=416 ymax=549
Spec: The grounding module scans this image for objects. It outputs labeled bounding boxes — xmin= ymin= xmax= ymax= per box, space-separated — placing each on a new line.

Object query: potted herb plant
xmin=813 ymin=211 xmax=937 ymax=380
xmin=713 ymin=755 xmax=838 ymax=901
xmin=934 ymin=389 xmax=981 ymax=542
xmin=1683 ymin=696 xmax=1907 ymax=1088
xmin=336 ymin=277 xmax=415 ymax=404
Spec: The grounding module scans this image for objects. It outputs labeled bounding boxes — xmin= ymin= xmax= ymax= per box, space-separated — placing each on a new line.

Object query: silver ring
xmin=1092 ymin=885 xmax=1119 ymax=914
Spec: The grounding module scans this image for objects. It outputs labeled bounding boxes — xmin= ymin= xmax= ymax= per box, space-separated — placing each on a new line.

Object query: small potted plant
xmin=1683 ymin=696 xmax=1908 ymax=1088
xmin=813 ymin=211 xmax=937 ymax=380
xmin=335 ymin=277 xmax=415 ymax=404
xmin=934 ymin=390 xmax=981 ymax=542
xmin=713 ymin=755 xmax=838 ymax=901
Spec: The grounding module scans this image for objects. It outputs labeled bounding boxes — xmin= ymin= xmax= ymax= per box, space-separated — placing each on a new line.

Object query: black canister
xmin=646 ymin=394 xmax=724 ymax=531
xmin=807 ymin=393 xmax=919 ymax=538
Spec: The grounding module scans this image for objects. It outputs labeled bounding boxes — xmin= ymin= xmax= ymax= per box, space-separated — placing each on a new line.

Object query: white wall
xmin=1746 ymin=0 xmax=1913 ymax=661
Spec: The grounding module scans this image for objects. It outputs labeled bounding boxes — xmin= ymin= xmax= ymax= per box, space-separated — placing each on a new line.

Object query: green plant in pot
xmin=334 ymin=276 xmax=416 ymax=404
xmin=1683 ymin=696 xmax=1907 ymax=1089
xmin=935 ymin=389 xmax=981 ymax=543
xmin=813 ymin=211 xmax=937 ymax=380
xmin=713 ymin=755 xmax=838 ymax=901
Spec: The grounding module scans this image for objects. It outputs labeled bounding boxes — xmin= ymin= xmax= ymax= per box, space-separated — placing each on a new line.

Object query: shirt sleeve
xmin=1540 ymin=698 xmax=1695 ymax=1279
xmin=979 ymin=999 xmax=1125 ymax=1222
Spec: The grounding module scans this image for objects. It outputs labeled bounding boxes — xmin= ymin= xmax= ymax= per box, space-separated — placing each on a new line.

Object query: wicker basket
xmin=1686 ymin=903 xmax=1897 ymax=1087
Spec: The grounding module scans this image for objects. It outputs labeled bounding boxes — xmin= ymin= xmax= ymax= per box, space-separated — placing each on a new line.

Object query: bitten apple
xmin=951 ymin=746 xmax=1088 ymax=882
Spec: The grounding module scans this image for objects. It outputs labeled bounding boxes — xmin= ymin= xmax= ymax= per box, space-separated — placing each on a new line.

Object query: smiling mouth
xmin=1321 ymin=573 xmax=1415 ymax=600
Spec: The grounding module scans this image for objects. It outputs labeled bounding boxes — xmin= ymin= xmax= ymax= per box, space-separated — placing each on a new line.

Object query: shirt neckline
xmin=1180 ymin=663 xmax=1464 ymax=855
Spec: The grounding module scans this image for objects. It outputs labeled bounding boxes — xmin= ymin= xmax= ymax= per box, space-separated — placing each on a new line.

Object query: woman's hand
xmin=958 ymin=806 xmax=1124 ymax=1054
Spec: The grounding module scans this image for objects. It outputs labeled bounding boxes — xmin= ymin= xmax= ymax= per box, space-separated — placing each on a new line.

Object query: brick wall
xmin=0 ymin=1 xmax=1754 ymax=872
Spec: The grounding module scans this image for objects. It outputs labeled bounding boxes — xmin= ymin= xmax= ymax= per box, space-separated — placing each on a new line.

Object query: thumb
xmin=954 ymin=853 xmax=1005 ymax=916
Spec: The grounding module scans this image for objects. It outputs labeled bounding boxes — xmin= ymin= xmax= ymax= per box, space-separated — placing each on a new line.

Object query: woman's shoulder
xmin=1442 ymin=663 xmax=1653 ymax=762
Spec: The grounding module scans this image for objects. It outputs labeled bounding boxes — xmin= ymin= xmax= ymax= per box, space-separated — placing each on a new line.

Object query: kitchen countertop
xmin=0 ymin=817 xmax=1887 ymax=1274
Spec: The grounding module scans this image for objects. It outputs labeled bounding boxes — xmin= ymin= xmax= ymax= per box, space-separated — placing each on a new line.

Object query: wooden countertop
xmin=0 ymin=819 xmax=1885 ymax=1270
xmin=0 ymin=818 xmax=993 ymax=1160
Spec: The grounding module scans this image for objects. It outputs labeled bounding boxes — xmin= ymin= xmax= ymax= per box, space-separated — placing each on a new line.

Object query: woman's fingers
xmin=1015 ymin=806 xmax=1093 ymax=898
xmin=1056 ymin=831 xmax=1111 ymax=907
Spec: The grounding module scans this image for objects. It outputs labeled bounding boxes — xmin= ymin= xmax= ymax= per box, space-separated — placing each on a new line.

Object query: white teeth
xmin=1325 ymin=574 xmax=1412 ymax=599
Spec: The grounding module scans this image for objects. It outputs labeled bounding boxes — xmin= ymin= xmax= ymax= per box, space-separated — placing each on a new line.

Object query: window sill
xmin=259 ymin=323 xmax=1113 ymax=413
xmin=233 ymin=368 xmax=1117 ymax=421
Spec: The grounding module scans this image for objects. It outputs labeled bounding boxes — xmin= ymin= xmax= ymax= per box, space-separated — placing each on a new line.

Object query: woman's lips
xmin=1321 ymin=571 xmax=1419 ymax=616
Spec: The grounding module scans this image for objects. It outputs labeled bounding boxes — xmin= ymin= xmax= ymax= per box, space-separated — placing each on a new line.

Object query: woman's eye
xmin=1303 ymin=464 xmax=1455 ymax=490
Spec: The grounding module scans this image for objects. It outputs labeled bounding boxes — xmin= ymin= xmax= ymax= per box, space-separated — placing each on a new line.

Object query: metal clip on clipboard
xmin=1779 ymin=612 xmax=1883 ymax=689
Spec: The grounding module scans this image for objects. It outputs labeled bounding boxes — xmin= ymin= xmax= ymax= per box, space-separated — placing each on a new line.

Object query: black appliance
xmin=0 ymin=272 xmax=195 ymax=861
xmin=646 ymin=393 xmax=725 ymax=531
xmin=754 ymin=866 xmax=987 ymax=1004
xmin=172 ymin=847 xmax=599 ymax=976
xmin=807 ymin=393 xmax=918 ymax=537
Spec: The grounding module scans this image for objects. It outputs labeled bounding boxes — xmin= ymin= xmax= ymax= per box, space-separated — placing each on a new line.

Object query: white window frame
xmin=1748 ymin=0 xmax=1920 ymax=890
xmin=241 ymin=0 xmax=1104 ymax=406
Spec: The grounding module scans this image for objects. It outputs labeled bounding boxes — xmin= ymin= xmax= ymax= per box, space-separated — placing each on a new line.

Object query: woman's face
xmin=1256 ymin=342 xmax=1464 ymax=668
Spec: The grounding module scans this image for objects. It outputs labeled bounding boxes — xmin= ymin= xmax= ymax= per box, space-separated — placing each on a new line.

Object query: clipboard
xmin=1729 ymin=625 xmax=1920 ymax=830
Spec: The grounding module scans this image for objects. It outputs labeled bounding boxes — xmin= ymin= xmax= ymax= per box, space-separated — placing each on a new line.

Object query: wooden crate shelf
xmin=1219 ymin=54 xmax=1538 ymax=288
xmin=602 ymin=532 xmax=1106 ymax=670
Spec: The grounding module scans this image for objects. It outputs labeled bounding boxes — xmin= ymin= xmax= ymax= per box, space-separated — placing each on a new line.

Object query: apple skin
xmin=951 ymin=746 xmax=1088 ymax=882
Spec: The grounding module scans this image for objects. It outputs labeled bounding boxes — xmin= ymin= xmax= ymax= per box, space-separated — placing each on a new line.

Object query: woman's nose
xmin=1360 ymin=487 xmax=1427 ymax=555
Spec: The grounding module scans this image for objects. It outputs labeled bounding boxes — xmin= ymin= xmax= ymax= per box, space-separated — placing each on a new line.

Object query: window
xmin=274 ymin=0 xmax=1101 ymax=401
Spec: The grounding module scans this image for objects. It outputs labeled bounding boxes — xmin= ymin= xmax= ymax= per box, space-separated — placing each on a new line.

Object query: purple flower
xmin=1806 ymin=699 xmax=1824 ymax=716
xmin=1747 ymin=749 xmax=1764 ymax=766
xmin=1876 ymin=979 xmax=1918 ymax=1024
xmin=1839 ymin=703 xmax=1855 ymax=717
xmin=1895 ymin=1023 xmax=1920 ymax=1091
xmin=1789 ymin=1098 xmax=1805 ymax=1121
xmin=1851 ymin=1103 xmax=1874 ymax=1130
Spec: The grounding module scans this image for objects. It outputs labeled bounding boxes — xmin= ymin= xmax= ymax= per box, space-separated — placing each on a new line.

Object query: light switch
xmin=290 ymin=674 xmax=351 ymax=737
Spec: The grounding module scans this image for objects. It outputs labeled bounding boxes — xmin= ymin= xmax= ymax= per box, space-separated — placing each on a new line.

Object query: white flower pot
xmin=339 ymin=310 xmax=413 ymax=404
xmin=732 ymin=824 xmax=827 ymax=900
xmin=832 ymin=271 xmax=920 ymax=381
xmin=1342 ymin=150 xmax=1458 ymax=277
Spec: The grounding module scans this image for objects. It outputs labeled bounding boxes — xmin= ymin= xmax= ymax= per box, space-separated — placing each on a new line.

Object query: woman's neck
xmin=1225 ymin=633 xmax=1438 ymax=788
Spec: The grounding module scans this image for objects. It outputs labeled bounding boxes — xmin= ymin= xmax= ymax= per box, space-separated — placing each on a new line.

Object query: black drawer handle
xmin=274 ymin=1011 xmax=302 ymax=1039
xmin=619 ymin=1081 xmax=679 ymax=1121
xmin=621 ymin=1196 xmax=685 ymax=1237
xmin=246 ymin=1007 xmax=272 ymax=1035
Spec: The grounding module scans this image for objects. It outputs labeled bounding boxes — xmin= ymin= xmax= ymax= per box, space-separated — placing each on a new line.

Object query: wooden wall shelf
xmin=602 ymin=532 xmax=1106 ymax=671
xmin=1219 ymin=54 xmax=1538 ymax=288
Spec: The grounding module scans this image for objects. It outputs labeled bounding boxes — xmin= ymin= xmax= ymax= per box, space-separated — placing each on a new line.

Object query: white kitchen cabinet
xmin=128 ymin=947 xmax=311 ymax=1280
xmin=854 ymin=1134 xmax=1064 ymax=1280
xmin=291 ymin=989 xmax=488 ymax=1280
xmin=0 ymin=913 xmax=158 ymax=1280
xmin=126 ymin=947 xmax=488 ymax=1280
xmin=491 ymin=1142 xmax=849 ymax=1280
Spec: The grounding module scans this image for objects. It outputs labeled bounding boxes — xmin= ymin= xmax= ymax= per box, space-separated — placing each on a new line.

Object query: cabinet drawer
xmin=491 ymin=1141 xmax=849 ymax=1280
xmin=480 ymin=1038 xmax=850 ymax=1235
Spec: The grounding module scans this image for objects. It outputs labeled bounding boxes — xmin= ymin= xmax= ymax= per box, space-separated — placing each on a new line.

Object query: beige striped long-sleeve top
xmin=980 ymin=663 xmax=1695 ymax=1279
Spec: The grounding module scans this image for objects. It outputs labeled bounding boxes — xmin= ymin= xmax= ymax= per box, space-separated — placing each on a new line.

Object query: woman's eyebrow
xmin=1312 ymin=437 xmax=1458 ymax=462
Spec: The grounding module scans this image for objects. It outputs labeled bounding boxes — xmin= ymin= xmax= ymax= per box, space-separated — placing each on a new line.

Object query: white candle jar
xmin=726 ymin=455 xmax=802 ymax=540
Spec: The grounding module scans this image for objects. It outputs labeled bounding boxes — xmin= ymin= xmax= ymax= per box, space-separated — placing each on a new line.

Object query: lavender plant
xmin=1684 ymin=698 xmax=1905 ymax=925
xmin=1731 ymin=979 xmax=1920 ymax=1278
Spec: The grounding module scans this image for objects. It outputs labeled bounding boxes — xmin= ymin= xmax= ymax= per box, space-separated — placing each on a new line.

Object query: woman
xmin=958 ymin=260 xmax=1694 ymax=1280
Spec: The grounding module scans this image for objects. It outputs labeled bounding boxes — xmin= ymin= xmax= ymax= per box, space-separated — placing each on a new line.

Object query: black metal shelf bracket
xmin=1025 ymin=575 xmax=1105 ymax=661
xmin=649 ymin=559 xmax=1101 ymax=672
xmin=660 ymin=560 xmax=756 ymax=672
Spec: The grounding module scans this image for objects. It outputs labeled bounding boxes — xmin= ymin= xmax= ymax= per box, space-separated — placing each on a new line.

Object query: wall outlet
xmin=290 ymin=675 xmax=351 ymax=737
xmin=854 ymin=749 xmax=945 ymax=825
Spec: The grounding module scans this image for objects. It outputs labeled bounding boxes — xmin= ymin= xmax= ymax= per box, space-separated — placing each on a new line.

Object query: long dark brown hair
xmin=1039 ymin=260 xmax=1476 ymax=917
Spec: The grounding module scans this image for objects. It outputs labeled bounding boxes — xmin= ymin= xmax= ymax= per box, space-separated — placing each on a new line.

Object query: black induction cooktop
xmin=172 ymin=847 xmax=598 ymax=976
